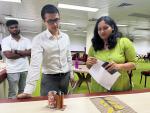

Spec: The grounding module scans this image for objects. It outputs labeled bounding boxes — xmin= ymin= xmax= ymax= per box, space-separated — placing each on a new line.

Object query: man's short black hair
xmin=6 ymin=20 xmax=18 ymax=27
xmin=41 ymin=4 xmax=59 ymax=20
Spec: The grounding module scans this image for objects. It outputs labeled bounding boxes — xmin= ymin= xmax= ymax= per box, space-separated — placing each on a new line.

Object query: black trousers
xmin=40 ymin=72 xmax=70 ymax=96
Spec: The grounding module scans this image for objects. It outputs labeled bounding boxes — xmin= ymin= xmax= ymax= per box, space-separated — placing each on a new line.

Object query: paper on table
xmin=89 ymin=60 xmax=120 ymax=90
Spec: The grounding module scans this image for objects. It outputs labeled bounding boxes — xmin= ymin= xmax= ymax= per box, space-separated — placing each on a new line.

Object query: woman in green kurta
xmin=86 ymin=16 xmax=136 ymax=92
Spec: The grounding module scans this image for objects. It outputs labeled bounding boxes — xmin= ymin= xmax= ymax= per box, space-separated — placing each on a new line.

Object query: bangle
xmin=14 ymin=50 xmax=18 ymax=54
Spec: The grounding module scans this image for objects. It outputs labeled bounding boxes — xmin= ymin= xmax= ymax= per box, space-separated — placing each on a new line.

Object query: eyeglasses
xmin=47 ymin=18 xmax=60 ymax=24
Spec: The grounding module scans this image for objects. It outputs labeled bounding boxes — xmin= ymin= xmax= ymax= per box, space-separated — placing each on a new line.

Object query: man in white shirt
xmin=1 ymin=20 xmax=31 ymax=98
xmin=17 ymin=4 xmax=73 ymax=98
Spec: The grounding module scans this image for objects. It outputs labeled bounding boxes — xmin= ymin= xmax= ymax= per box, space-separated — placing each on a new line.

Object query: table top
xmin=1 ymin=89 xmax=150 ymax=113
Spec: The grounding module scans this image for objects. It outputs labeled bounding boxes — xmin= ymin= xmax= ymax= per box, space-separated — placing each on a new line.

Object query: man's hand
xmin=16 ymin=49 xmax=31 ymax=57
xmin=17 ymin=93 xmax=32 ymax=99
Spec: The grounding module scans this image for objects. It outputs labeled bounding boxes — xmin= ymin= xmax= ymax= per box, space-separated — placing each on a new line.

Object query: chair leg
xmin=145 ymin=76 xmax=147 ymax=87
xmin=85 ymin=81 xmax=91 ymax=94
xmin=71 ymin=80 xmax=82 ymax=93
xmin=140 ymin=74 xmax=143 ymax=84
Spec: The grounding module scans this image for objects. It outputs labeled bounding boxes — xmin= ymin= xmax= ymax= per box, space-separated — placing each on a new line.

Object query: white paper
xmin=89 ymin=60 xmax=120 ymax=90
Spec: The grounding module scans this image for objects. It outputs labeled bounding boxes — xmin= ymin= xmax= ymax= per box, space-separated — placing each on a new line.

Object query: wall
xmin=21 ymin=32 xmax=38 ymax=40
xmin=86 ymin=23 xmax=94 ymax=53
xmin=69 ymin=35 xmax=86 ymax=51
xmin=0 ymin=24 xmax=7 ymax=43
xmin=133 ymin=39 xmax=150 ymax=55
xmin=119 ymin=26 xmax=150 ymax=55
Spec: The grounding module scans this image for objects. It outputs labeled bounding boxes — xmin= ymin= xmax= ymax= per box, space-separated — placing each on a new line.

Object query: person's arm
xmin=86 ymin=46 xmax=97 ymax=69
xmin=3 ymin=50 xmax=22 ymax=59
xmin=1 ymin=38 xmax=22 ymax=59
xmin=3 ymin=49 xmax=31 ymax=59
xmin=17 ymin=39 xmax=32 ymax=57
xmin=66 ymin=35 xmax=74 ymax=79
xmin=16 ymin=49 xmax=31 ymax=57
xmin=119 ymin=38 xmax=136 ymax=71
xmin=86 ymin=57 xmax=97 ymax=69
xmin=106 ymin=38 xmax=136 ymax=72
xmin=105 ymin=61 xmax=135 ymax=72
xmin=17 ymin=36 xmax=43 ymax=98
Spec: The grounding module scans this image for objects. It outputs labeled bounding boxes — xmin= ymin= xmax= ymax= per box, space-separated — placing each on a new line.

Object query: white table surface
xmin=1 ymin=92 xmax=150 ymax=113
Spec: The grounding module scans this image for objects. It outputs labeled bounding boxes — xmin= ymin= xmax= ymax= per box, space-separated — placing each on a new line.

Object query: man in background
xmin=1 ymin=20 xmax=31 ymax=98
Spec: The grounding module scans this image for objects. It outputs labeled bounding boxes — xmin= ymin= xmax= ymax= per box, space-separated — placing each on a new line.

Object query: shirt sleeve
xmin=66 ymin=35 xmax=73 ymax=72
xmin=24 ymin=36 xmax=43 ymax=94
xmin=1 ymin=38 xmax=11 ymax=52
xmin=122 ymin=38 xmax=136 ymax=63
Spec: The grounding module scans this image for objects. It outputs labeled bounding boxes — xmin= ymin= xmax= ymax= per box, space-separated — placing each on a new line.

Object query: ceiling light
xmin=60 ymin=22 xmax=76 ymax=26
xmin=117 ymin=24 xmax=128 ymax=27
xmin=58 ymin=3 xmax=99 ymax=12
xmin=0 ymin=0 xmax=21 ymax=3
xmin=5 ymin=16 xmax=35 ymax=22
xmin=83 ymin=31 xmax=87 ymax=33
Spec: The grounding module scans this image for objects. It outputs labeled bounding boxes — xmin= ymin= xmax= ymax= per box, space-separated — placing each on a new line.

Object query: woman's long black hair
xmin=92 ymin=16 xmax=122 ymax=51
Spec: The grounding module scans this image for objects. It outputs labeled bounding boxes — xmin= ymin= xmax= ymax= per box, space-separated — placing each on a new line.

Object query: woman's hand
xmin=86 ymin=57 xmax=97 ymax=69
xmin=105 ymin=61 xmax=122 ymax=72
xmin=105 ymin=61 xmax=135 ymax=72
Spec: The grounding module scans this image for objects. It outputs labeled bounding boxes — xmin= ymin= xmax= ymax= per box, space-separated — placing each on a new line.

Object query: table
xmin=1 ymin=89 xmax=150 ymax=113
xmin=72 ymin=65 xmax=91 ymax=93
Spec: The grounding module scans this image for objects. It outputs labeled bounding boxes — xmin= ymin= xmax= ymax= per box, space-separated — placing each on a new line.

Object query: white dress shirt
xmin=24 ymin=29 xmax=72 ymax=94
xmin=1 ymin=35 xmax=31 ymax=73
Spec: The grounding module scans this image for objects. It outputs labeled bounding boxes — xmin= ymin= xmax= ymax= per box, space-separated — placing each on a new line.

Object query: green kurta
xmin=88 ymin=37 xmax=136 ymax=92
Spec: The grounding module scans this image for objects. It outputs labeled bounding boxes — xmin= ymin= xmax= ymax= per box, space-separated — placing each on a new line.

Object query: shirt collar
xmin=9 ymin=35 xmax=23 ymax=41
xmin=46 ymin=29 xmax=63 ymax=39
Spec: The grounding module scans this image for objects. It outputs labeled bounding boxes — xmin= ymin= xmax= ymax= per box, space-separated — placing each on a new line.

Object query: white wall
xmin=119 ymin=26 xmax=150 ymax=55
xmin=133 ymin=39 xmax=150 ymax=55
xmin=21 ymin=32 xmax=38 ymax=40
xmin=69 ymin=35 xmax=86 ymax=51
xmin=86 ymin=23 xmax=94 ymax=53
xmin=0 ymin=24 xmax=7 ymax=44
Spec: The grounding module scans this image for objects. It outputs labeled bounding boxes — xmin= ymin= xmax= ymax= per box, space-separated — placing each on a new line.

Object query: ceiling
xmin=0 ymin=0 xmax=150 ymax=39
